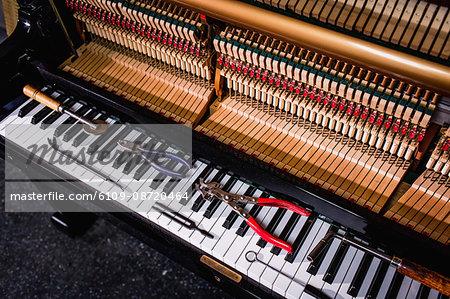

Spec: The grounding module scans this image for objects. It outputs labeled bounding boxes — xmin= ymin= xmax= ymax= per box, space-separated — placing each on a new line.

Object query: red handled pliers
xmin=196 ymin=179 xmax=311 ymax=253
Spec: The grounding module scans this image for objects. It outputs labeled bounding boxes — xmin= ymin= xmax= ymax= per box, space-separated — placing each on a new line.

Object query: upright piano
xmin=0 ymin=0 xmax=449 ymax=298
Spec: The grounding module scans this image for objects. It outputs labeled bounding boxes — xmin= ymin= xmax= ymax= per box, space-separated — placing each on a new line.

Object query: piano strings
xmin=260 ymin=0 xmax=450 ymax=60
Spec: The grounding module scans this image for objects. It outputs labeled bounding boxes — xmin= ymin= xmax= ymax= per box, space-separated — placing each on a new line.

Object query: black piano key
xmin=72 ymin=114 xmax=107 ymax=147
xmin=123 ymin=140 xmax=157 ymax=175
xmin=86 ymin=121 xmax=120 ymax=155
xmin=256 ymin=208 xmax=286 ymax=248
xmin=323 ymin=241 xmax=350 ymax=283
xmin=98 ymin=126 xmax=132 ymax=161
xmin=366 ymin=261 xmax=390 ymax=299
xmin=236 ymin=192 xmax=269 ymax=236
xmin=204 ymin=177 xmax=237 ymax=219
xmin=63 ymin=125 xmax=80 ymax=142
xmin=416 ymin=284 xmax=430 ymax=299
xmin=179 ymin=164 xmax=214 ymax=206
xmin=18 ymin=101 xmax=39 ymax=117
xmin=33 ymin=93 xmax=68 ymax=124
xmin=271 ymin=213 xmax=300 ymax=255
xmin=54 ymin=105 xmax=90 ymax=137
xmin=192 ymin=171 xmax=226 ymax=212
xmin=31 ymin=107 xmax=52 ymax=124
xmin=113 ymin=151 xmax=133 ymax=169
xmin=138 ymin=144 xmax=169 ymax=182
xmin=40 ymin=99 xmax=75 ymax=129
xmin=306 ymin=226 xmax=338 ymax=274
xmin=114 ymin=133 xmax=150 ymax=169
xmin=63 ymin=110 xmax=100 ymax=142
xmin=163 ymin=159 xmax=193 ymax=194
xmin=285 ymin=214 xmax=317 ymax=263
xmin=123 ymin=155 xmax=143 ymax=175
xmin=438 ymin=294 xmax=449 ymax=299
xmin=347 ymin=253 xmax=373 ymax=296
xmin=72 ymin=132 xmax=89 ymax=147
xmin=385 ymin=272 xmax=404 ymax=299
xmin=40 ymin=111 xmax=62 ymax=129
xmin=222 ymin=186 xmax=256 ymax=229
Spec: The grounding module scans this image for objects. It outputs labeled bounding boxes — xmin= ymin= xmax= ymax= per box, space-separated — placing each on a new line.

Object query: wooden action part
xmin=23 ymin=84 xmax=61 ymax=112
xmin=398 ymin=258 xmax=450 ymax=296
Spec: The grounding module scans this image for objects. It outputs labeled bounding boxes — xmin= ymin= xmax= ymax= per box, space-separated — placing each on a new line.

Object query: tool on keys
xmin=23 ymin=85 xmax=108 ymax=135
xmin=48 ymin=138 xmax=125 ymax=191
xmin=307 ymin=232 xmax=450 ymax=296
xmin=196 ymin=179 xmax=311 ymax=253
xmin=153 ymin=203 xmax=214 ymax=239
xmin=245 ymin=251 xmax=330 ymax=299
xmin=118 ymin=140 xmax=191 ymax=179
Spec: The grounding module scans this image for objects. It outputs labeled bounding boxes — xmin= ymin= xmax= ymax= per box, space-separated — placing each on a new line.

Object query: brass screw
xmin=214 ymin=276 xmax=221 ymax=282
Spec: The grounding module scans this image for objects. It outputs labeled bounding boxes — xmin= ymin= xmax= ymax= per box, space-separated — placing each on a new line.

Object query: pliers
xmin=118 ymin=139 xmax=191 ymax=179
xmin=196 ymin=179 xmax=311 ymax=253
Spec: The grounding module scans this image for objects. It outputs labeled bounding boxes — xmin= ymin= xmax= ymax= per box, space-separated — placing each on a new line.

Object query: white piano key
xmin=246 ymin=207 xmax=281 ymax=281
xmin=221 ymin=189 xmax=264 ymax=267
xmin=271 ymin=215 xmax=308 ymax=296
xmin=377 ymin=265 xmax=397 ymax=298
xmin=283 ymin=220 xmax=329 ymax=297
xmin=334 ymin=248 xmax=364 ymax=299
xmin=398 ymin=277 xmax=413 ymax=299
xmin=354 ymin=257 xmax=381 ymax=298
xmin=299 ymin=292 xmax=315 ymax=299
xmin=234 ymin=206 xmax=272 ymax=275
xmin=406 ymin=280 xmax=421 ymax=299
xmin=259 ymin=211 xmax=293 ymax=286
xmin=428 ymin=288 xmax=440 ymax=299
xmin=307 ymin=238 xmax=340 ymax=291
xmin=286 ymin=280 xmax=306 ymax=299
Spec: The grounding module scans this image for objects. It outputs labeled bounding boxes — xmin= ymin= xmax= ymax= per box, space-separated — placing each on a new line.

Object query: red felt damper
xmin=247 ymin=217 xmax=293 ymax=253
xmin=257 ymin=198 xmax=311 ymax=216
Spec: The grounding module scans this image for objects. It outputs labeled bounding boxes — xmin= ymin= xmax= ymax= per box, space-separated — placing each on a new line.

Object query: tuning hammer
xmin=307 ymin=231 xmax=450 ymax=295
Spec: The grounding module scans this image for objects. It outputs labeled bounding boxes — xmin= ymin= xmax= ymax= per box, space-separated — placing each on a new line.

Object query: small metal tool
xmin=153 ymin=203 xmax=213 ymax=239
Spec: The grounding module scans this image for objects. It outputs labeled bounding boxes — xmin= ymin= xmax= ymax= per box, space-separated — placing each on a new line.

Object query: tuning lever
xmin=23 ymin=84 xmax=107 ymax=134
xmin=308 ymin=232 xmax=450 ymax=296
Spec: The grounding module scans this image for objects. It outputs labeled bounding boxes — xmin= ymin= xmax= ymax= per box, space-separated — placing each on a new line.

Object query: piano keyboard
xmin=1 ymin=85 xmax=448 ymax=298
xmin=385 ymin=126 xmax=450 ymax=245
xmin=252 ymin=0 xmax=450 ymax=60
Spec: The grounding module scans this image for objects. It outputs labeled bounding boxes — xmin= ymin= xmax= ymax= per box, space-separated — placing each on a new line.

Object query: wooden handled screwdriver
xmin=23 ymin=85 xmax=107 ymax=134
xmin=307 ymin=232 xmax=450 ymax=296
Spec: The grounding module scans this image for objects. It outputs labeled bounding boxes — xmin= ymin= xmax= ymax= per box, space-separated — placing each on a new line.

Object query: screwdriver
xmin=23 ymin=84 xmax=107 ymax=134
